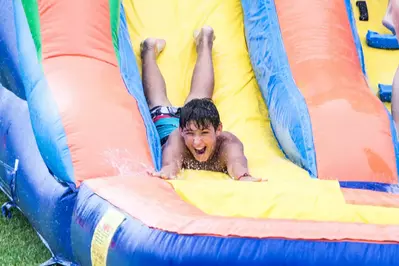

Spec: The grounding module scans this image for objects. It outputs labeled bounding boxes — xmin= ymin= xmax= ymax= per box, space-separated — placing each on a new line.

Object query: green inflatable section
xmin=20 ymin=0 xmax=122 ymax=64
xmin=21 ymin=0 xmax=41 ymax=61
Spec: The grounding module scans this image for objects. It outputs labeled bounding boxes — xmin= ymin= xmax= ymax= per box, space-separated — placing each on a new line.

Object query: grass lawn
xmin=0 ymin=192 xmax=50 ymax=266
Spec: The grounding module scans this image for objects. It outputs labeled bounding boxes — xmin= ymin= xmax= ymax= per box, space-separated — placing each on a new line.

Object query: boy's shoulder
xmin=218 ymin=131 xmax=243 ymax=147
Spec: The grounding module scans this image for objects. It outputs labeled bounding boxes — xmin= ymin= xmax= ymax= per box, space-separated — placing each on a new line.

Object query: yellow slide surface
xmin=124 ymin=0 xmax=309 ymax=181
xmin=122 ymin=0 xmax=399 ymax=224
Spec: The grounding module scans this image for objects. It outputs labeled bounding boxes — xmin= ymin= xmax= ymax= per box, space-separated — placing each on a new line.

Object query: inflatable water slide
xmin=1 ymin=0 xmax=399 ymax=265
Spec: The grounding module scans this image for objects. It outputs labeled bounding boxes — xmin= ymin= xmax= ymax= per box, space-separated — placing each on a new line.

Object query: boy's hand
xmin=147 ymin=165 xmax=178 ymax=180
xmin=236 ymin=174 xmax=266 ymax=182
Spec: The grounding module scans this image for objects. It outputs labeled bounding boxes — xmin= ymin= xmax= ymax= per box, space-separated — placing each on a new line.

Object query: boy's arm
xmin=222 ymin=135 xmax=262 ymax=182
xmin=150 ymin=130 xmax=185 ymax=179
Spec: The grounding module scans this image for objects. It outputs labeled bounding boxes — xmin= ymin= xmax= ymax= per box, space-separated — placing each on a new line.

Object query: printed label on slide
xmin=91 ymin=207 xmax=126 ymax=266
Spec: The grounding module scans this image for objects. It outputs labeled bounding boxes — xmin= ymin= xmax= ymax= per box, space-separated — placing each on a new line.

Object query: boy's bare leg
xmin=140 ymin=38 xmax=171 ymax=109
xmin=185 ymin=26 xmax=216 ymax=104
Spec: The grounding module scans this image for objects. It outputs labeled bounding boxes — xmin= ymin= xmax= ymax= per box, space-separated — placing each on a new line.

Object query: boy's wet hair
xmin=179 ymin=98 xmax=221 ymax=130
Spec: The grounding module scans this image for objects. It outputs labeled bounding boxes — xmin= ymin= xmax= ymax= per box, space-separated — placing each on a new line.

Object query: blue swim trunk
xmin=150 ymin=106 xmax=181 ymax=146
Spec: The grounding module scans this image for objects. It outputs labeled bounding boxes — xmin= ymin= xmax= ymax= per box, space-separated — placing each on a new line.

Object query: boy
xmin=141 ymin=26 xmax=261 ymax=182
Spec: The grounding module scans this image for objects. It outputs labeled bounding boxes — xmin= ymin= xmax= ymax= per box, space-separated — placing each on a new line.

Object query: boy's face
xmin=180 ymin=121 xmax=222 ymax=162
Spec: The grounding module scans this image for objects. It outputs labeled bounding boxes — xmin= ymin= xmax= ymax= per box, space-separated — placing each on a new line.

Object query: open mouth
xmin=194 ymin=147 xmax=206 ymax=155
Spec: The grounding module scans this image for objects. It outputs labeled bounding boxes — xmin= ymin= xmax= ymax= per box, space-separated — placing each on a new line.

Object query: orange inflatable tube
xmin=37 ymin=0 xmax=153 ymax=184
xmin=276 ymin=0 xmax=398 ymax=183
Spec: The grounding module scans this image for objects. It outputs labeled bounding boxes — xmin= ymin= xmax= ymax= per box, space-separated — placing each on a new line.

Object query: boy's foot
xmin=193 ymin=26 xmax=215 ymax=51
xmin=140 ymin=38 xmax=166 ymax=58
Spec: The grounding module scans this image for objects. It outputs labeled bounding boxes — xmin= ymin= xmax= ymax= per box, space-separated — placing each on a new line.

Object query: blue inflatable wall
xmin=0 ymin=0 xmax=76 ymax=263
xmin=240 ymin=0 xmax=318 ymax=177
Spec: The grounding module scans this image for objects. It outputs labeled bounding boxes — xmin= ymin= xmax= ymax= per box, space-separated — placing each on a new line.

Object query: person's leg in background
xmin=388 ymin=0 xmax=399 ymax=130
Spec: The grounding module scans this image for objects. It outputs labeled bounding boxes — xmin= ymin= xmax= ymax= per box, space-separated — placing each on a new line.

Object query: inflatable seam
xmin=118 ymin=5 xmax=162 ymax=171
xmin=12 ymin=0 xmax=76 ymax=185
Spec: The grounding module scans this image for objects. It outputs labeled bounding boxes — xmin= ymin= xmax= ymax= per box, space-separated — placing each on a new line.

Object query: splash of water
xmin=103 ymin=148 xmax=151 ymax=177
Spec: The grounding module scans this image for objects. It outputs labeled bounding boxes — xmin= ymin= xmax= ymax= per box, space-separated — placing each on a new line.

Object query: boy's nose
xmin=193 ymin=136 xmax=202 ymax=145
